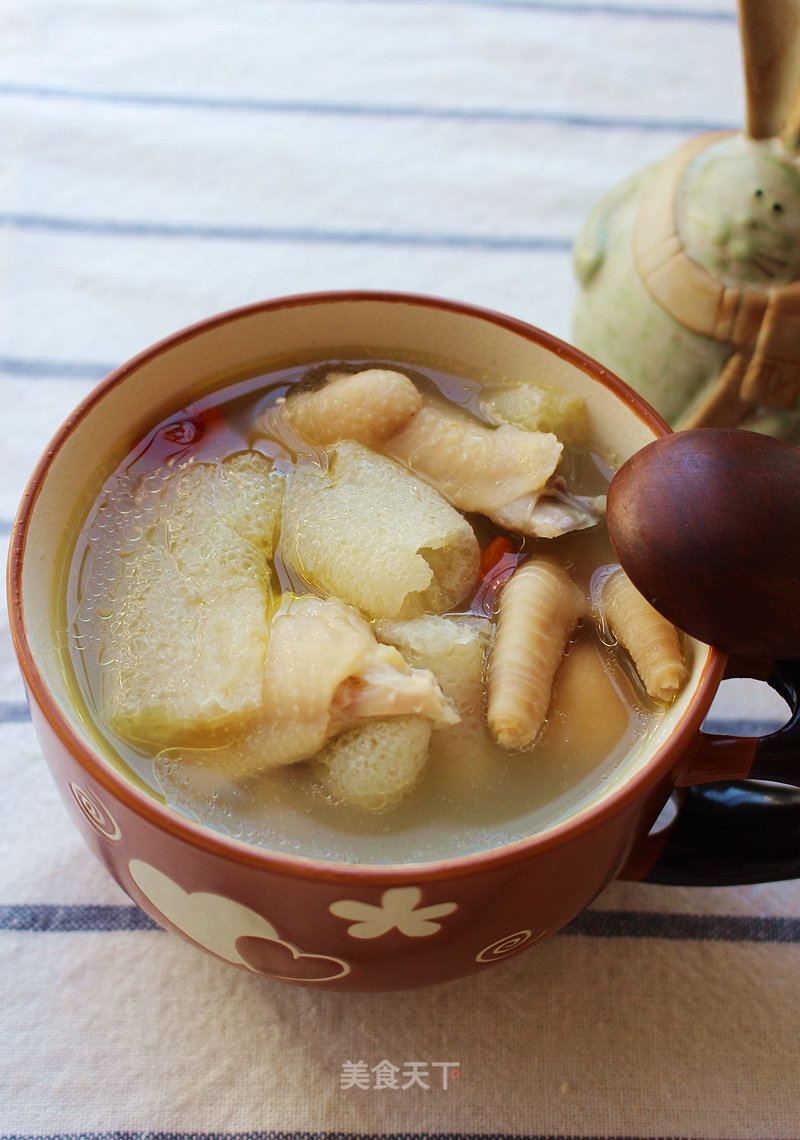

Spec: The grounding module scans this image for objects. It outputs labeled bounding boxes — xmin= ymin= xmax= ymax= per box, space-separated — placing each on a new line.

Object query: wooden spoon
xmin=606 ymin=429 xmax=800 ymax=659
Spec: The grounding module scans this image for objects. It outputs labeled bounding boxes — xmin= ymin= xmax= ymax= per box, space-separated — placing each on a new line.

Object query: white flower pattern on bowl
xmin=128 ymin=860 xmax=350 ymax=982
xmin=329 ymin=887 xmax=457 ymax=939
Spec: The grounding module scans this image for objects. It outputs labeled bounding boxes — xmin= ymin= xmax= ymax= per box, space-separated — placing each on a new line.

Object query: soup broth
xmin=59 ymin=357 xmax=679 ymax=864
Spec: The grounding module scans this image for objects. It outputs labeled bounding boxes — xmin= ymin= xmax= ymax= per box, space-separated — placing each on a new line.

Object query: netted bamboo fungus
xmin=599 ymin=568 xmax=689 ymax=702
xmin=480 ymin=379 xmax=590 ymax=445
xmin=377 ymin=614 xmax=492 ymax=768
xmin=281 ymin=441 xmax=480 ymax=619
xmin=318 ymin=716 xmax=433 ymax=811
xmin=93 ymin=451 xmax=284 ymax=746
xmin=486 ymin=559 xmax=584 ymax=750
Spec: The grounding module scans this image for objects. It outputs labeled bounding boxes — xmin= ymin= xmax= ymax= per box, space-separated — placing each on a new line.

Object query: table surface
xmin=2 ymin=1 xmax=799 ymax=1136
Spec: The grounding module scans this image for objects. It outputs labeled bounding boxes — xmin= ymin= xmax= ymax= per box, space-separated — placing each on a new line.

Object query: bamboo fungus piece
xmin=376 ymin=614 xmax=491 ymax=729
xmin=479 ymin=380 xmax=590 ymax=445
xmin=283 ymin=369 xmax=423 ymax=446
xmin=92 ymin=451 xmax=284 ymax=746
xmin=377 ymin=614 xmax=492 ymax=768
xmin=318 ymin=716 xmax=433 ymax=811
xmin=281 ymin=441 xmax=480 ymax=619
xmin=486 ymin=559 xmax=584 ymax=750
xmin=599 ymin=568 xmax=689 ymax=702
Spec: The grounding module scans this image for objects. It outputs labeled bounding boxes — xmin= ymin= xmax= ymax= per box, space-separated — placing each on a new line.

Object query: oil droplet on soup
xmin=59 ymin=359 xmax=684 ymax=864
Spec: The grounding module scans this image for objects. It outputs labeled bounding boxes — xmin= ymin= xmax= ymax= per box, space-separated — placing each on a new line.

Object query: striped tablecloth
xmin=2 ymin=2 xmax=799 ymax=1137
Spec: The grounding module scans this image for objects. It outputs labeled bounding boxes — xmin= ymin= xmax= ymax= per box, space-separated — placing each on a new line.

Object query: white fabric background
xmin=1 ymin=1 xmax=799 ymax=1136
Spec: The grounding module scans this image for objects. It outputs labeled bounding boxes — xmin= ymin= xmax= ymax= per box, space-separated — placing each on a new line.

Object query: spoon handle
xmin=644 ymin=780 xmax=800 ymax=885
xmin=738 ymin=0 xmax=800 ymax=141
xmin=643 ymin=660 xmax=800 ymax=885
xmin=749 ymin=659 xmax=800 ymax=784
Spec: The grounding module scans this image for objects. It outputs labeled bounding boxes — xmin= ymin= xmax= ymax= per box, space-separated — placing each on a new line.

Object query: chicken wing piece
xmin=384 ymin=394 xmax=563 ymax=516
xmin=490 ymin=484 xmax=606 ymax=538
xmin=278 ymin=368 xmax=595 ymax=538
xmin=220 ymin=595 xmax=457 ymax=778
xmin=282 ymin=368 xmax=423 ymax=446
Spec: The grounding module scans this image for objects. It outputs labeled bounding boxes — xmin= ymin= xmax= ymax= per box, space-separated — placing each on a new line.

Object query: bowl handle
xmin=639 ymin=660 xmax=800 ymax=885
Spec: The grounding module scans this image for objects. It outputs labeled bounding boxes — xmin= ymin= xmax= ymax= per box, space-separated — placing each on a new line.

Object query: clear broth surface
xmin=59 ymin=358 xmax=664 ymax=864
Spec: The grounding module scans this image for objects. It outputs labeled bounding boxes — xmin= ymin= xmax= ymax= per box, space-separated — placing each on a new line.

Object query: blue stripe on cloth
xmin=0 ymin=905 xmax=158 ymax=932
xmin=0 ymin=83 xmax=732 ymax=134
xmin=566 ymin=911 xmax=800 ymax=942
xmin=1 ymin=904 xmax=798 ymax=942
xmin=0 ymin=214 xmax=571 ymax=251
xmin=0 ymin=702 xmax=31 ymax=722
xmin=0 ymin=356 xmax=114 ymax=381
xmin=268 ymin=0 xmax=739 ymax=19
xmin=0 ymin=1133 xmax=783 ymax=1140
xmin=0 ymin=1135 xmax=791 ymax=1140
xmin=0 ymin=1130 xmax=780 ymax=1140
xmin=0 ymin=1133 xmax=785 ymax=1140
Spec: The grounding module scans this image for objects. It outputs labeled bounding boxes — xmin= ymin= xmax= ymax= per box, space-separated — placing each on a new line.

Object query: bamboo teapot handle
xmin=738 ymin=0 xmax=800 ymax=143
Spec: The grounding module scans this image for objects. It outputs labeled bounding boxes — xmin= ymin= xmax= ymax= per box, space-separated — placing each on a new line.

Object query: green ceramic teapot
xmin=572 ymin=0 xmax=800 ymax=441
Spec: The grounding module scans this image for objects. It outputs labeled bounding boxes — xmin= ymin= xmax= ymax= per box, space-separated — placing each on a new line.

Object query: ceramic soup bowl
xmin=8 ymin=291 xmax=800 ymax=990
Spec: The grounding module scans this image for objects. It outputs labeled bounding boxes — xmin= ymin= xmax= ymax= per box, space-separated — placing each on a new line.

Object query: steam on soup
xmin=61 ymin=358 xmax=689 ymax=863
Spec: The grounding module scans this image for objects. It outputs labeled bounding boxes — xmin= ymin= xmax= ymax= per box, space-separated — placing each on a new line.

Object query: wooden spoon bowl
xmin=606 ymin=429 xmax=800 ymax=659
